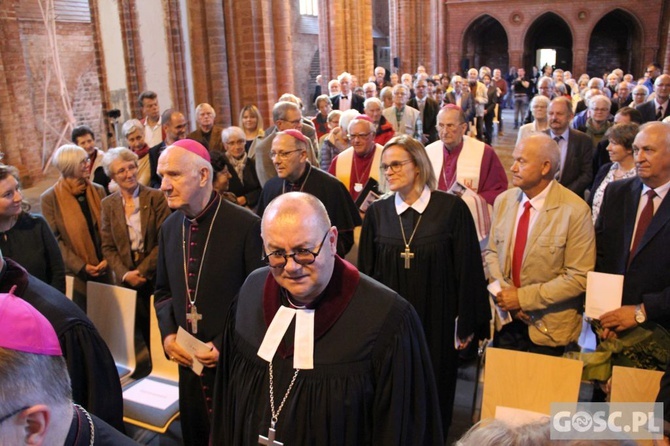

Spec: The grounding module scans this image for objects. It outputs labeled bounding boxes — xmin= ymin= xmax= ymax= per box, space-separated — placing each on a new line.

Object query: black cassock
xmin=358 ymin=190 xmax=490 ymax=431
xmin=211 ymin=257 xmax=444 ymax=445
xmin=155 ymin=193 xmax=263 ymax=445
xmin=256 ymin=164 xmax=362 ymax=257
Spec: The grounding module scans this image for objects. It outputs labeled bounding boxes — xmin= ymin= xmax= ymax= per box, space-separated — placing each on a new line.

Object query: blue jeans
xmin=514 ymin=94 xmax=528 ymax=126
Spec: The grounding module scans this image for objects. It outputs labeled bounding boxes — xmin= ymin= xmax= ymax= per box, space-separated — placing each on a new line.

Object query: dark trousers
xmin=494 ymin=319 xmax=566 ymax=357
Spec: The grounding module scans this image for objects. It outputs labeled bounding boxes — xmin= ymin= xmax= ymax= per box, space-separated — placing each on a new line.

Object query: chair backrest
xmin=148 ymin=295 xmax=179 ymax=380
xmin=610 ymin=366 xmax=664 ymax=403
xmin=86 ymin=281 xmax=137 ymax=380
xmin=481 ymin=347 xmax=583 ymax=420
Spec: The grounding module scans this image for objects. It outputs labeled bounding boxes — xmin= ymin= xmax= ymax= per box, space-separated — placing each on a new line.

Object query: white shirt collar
xmin=521 ymin=180 xmax=553 ymax=211
xmin=549 ymin=128 xmax=570 ymax=141
xmin=642 ymin=178 xmax=670 ymax=201
xmin=395 ymin=186 xmax=431 ymax=215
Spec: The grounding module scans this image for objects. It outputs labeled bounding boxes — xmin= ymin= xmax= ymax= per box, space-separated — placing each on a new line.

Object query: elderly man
xmin=364 ymin=97 xmax=395 ymax=146
xmin=374 ymin=66 xmax=390 ymax=91
xmin=637 ymin=74 xmax=670 ymax=123
xmin=467 ymin=68 xmax=489 ymax=141
xmin=576 ymin=95 xmax=613 ymax=149
xmin=522 ymin=76 xmax=555 ymax=126
xmin=546 ymin=97 xmax=594 ymax=198
xmin=362 ymin=82 xmax=377 ymax=99
xmin=251 ymin=101 xmax=317 ymax=187
xmin=0 ymin=291 xmax=136 ymax=445
xmin=327 ymin=79 xmax=341 ymax=96
xmin=148 ymin=108 xmax=187 ymax=188
xmin=485 ymin=133 xmax=595 ymax=355
xmin=257 ymin=130 xmax=361 ymax=257
xmin=596 ymin=122 xmax=670 ymax=337
xmin=331 ymin=72 xmax=365 ymax=113
xmin=139 ymin=90 xmax=164 ymax=147
xmin=187 ymin=103 xmax=224 ymax=152
xmin=210 ymin=192 xmax=444 ymax=445
xmin=328 ymin=115 xmax=383 ymax=204
xmin=155 ymin=139 xmax=263 ymax=446
xmin=614 ymin=81 xmax=632 ymax=108
xmin=121 ymin=119 xmax=152 ymax=186
xmin=382 ymin=84 xmax=420 ymax=137
xmin=444 ymin=76 xmax=475 ymax=122
xmin=425 ymin=105 xmax=508 ymax=243
xmin=408 ymin=78 xmax=440 ymax=143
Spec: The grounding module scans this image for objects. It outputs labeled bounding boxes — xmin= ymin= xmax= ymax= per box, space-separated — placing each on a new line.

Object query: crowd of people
xmin=2 ymin=60 xmax=670 ymax=445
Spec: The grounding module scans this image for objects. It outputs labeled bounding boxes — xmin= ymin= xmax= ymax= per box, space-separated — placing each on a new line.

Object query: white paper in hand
xmin=487 ymin=280 xmax=512 ymax=327
xmin=585 ymin=271 xmax=624 ymax=320
xmin=176 ymin=326 xmax=211 ymax=375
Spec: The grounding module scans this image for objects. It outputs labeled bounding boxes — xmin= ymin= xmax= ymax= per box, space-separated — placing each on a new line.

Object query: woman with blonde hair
xmin=41 ymin=144 xmax=108 ymax=310
xmin=239 ymin=104 xmax=265 ymax=153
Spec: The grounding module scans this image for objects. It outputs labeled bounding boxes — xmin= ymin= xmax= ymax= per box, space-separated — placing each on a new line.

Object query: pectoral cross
xmin=259 ymin=424 xmax=283 ymax=445
xmin=186 ymin=304 xmax=202 ymax=334
xmin=400 ymin=246 xmax=414 ymax=269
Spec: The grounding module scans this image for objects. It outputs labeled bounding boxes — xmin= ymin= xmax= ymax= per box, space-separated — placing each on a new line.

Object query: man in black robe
xmin=0 ymin=289 xmax=136 ymax=445
xmin=0 ymin=254 xmax=124 ymax=432
xmin=211 ymin=192 xmax=443 ymax=445
xmin=256 ymin=129 xmax=361 ymax=257
xmin=154 ymin=139 xmax=263 ymax=446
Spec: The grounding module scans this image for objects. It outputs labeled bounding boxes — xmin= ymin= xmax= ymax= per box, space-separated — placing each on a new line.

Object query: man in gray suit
xmin=545 ymin=97 xmax=593 ymax=199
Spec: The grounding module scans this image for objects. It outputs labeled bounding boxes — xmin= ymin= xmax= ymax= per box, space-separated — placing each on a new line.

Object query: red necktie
xmin=512 ymin=201 xmax=532 ymax=288
xmin=629 ymin=189 xmax=657 ymax=266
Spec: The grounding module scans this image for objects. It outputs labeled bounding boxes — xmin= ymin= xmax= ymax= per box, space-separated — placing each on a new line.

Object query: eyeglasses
xmin=348 ymin=132 xmax=373 ymax=140
xmin=114 ymin=164 xmax=138 ymax=176
xmin=0 ymin=406 xmax=29 ymax=424
xmin=380 ymin=159 xmax=413 ymax=173
xmin=80 ymin=157 xmax=91 ymax=166
xmin=281 ymin=118 xmax=302 ymax=125
xmin=269 ymin=149 xmax=302 ymax=160
xmin=262 ymin=231 xmax=329 ymax=268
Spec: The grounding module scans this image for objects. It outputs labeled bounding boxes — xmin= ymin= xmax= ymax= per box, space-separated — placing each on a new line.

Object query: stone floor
xmin=20 ymin=109 xmax=522 ymax=445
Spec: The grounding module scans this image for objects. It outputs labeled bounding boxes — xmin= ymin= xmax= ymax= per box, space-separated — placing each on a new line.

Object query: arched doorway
xmin=587 ymin=9 xmax=642 ymax=77
xmin=524 ymin=12 xmax=573 ymax=72
xmin=462 ymin=15 xmax=509 ymax=73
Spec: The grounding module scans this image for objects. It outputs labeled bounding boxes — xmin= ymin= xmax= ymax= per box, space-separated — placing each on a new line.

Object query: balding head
xmin=654 ymin=74 xmax=670 ymax=103
xmin=511 ymin=133 xmax=561 ymax=198
xmin=633 ymin=122 xmax=670 ymax=189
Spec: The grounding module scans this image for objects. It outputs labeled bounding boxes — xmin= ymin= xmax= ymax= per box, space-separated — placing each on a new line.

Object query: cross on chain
xmin=258 ymin=425 xmax=283 ymax=445
xmin=186 ymin=304 xmax=202 ymax=334
xmin=400 ymin=246 xmax=414 ymax=269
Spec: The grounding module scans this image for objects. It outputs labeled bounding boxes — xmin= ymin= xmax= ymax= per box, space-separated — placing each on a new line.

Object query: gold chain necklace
xmin=398 ymin=212 xmax=423 ymax=269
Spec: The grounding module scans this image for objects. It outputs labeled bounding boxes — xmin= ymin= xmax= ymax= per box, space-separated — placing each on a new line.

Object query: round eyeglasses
xmin=262 ymin=231 xmax=329 ymax=268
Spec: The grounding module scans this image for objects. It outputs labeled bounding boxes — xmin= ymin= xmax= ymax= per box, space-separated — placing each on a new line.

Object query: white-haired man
xmin=331 ymin=72 xmax=365 ymax=113
xmin=187 ymin=103 xmax=224 ymax=152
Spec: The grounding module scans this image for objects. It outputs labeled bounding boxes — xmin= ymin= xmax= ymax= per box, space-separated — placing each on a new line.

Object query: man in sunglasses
xmin=211 ymin=192 xmax=443 ymax=445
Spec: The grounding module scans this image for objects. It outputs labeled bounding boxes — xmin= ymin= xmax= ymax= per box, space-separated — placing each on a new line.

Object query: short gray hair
xmin=122 ymin=119 xmax=144 ymax=138
xmin=102 ymin=147 xmax=138 ymax=177
xmin=220 ymin=126 xmax=245 ymax=144
xmin=51 ymin=144 xmax=88 ymax=178
xmin=272 ymin=101 xmax=300 ymax=122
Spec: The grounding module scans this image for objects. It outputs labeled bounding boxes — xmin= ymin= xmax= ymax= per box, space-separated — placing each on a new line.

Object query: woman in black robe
xmin=358 ymin=135 xmax=490 ymax=433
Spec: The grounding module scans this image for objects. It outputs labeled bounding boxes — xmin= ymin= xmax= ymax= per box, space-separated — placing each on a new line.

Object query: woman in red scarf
xmin=121 ymin=119 xmax=152 ymax=186
xmin=41 ymin=144 xmax=108 ymax=311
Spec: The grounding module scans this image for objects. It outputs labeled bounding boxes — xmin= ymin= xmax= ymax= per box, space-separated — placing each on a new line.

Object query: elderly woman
xmin=0 ymin=164 xmax=65 ymax=292
xmin=220 ymin=126 xmax=262 ymax=209
xmin=121 ymin=119 xmax=152 ymax=186
xmin=631 ymin=84 xmax=650 ymax=107
xmin=589 ymin=123 xmax=639 ymax=224
xmin=578 ymin=95 xmax=613 ymax=149
xmin=320 ymin=109 xmax=357 ymax=170
xmin=40 ymin=144 xmax=108 ymax=310
xmin=379 ymin=86 xmax=394 ymax=109
xmin=364 ymin=97 xmax=395 ymax=146
xmin=358 ymin=135 xmax=488 ymax=435
xmin=516 ymin=95 xmax=550 ymax=144
xmin=312 ymin=94 xmax=332 ymax=140
xmin=239 ymin=105 xmax=265 ymax=153
xmin=100 ymin=147 xmax=171 ymax=355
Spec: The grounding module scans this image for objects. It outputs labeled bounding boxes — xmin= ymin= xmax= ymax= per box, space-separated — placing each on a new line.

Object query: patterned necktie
xmin=512 ymin=201 xmax=533 ymax=288
xmin=657 ymin=106 xmax=663 ymax=121
xmin=629 ymin=190 xmax=658 ymax=266
xmin=554 ymin=136 xmax=563 ymax=179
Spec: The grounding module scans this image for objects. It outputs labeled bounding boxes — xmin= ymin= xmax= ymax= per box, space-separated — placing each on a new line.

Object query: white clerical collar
xmin=642 ymin=178 xmax=670 ymax=201
xmin=258 ymin=306 xmax=315 ymax=369
xmin=395 ymin=185 xmax=431 ymax=215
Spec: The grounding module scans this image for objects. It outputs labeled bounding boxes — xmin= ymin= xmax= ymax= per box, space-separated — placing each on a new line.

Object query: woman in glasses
xmin=41 ymin=144 xmax=109 ymax=311
xmin=358 ymin=135 xmax=489 ymax=437
xmin=220 ymin=126 xmax=262 ymax=210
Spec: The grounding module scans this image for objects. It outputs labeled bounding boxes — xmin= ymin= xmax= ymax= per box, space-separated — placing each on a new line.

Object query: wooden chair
xmin=610 ymin=365 xmax=664 ymax=403
xmin=480 ymin=347 xmax=583 ymax=420
xmin=86 ymin=281 xmax=137 ymax=384
xmin=122 ymin=295 xmax=180 ymax=433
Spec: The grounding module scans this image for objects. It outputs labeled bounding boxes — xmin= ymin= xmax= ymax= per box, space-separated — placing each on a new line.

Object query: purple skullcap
xmin=442 ymin=104 xmax=463 ymax=112
xmin=353 ymin=114 xmax=374 ymax=123
xmin=280 ymin=129 xmax=309 ymax=144
xmin=0 ymin=287 xmax=62 ymax=356
xmin=171 ymin=139 xmax=211 ymax=163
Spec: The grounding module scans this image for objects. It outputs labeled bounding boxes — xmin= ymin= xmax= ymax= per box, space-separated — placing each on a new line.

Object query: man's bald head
xmin=262 ymin=192 xmax=331 ymax=237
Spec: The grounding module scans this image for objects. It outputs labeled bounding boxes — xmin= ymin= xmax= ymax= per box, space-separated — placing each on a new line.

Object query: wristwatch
xmin=634 ymin=304 xmax=646 ymax=325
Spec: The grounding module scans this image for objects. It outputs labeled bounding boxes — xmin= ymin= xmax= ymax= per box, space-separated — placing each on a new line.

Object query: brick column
xmin=319 ymin=0 xmax=374 ymax=84
xmin=0 ymin=0 xmax=41 ymax=184
xmin=187 ymin=0 xmax=231 ymax=126
xmin=117 ymin=0 xmax=145 ymax=119
xmin=389 ymin=0 xmax=435 ymax=75
xmin=222 ymin=0 xmax=293 ymax=126
xmin=164 ymin=0 xmax=190 ymax=122
xmin=572 ymin=47 xmax=588 ymax=76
